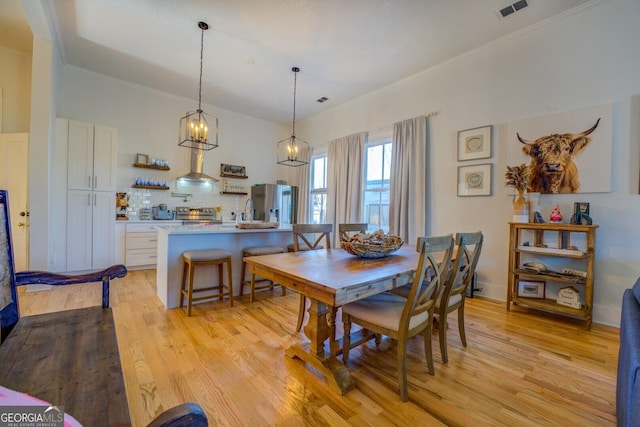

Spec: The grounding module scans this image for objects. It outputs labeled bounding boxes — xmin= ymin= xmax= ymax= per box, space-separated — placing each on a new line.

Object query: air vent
xmin=316 ymin=97 xmax=329 ymax=103
xmin=497 ymin=0 xmax=529 ymax=18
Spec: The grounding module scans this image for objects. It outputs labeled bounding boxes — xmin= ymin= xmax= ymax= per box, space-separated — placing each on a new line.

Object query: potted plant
xmin=505 ymin=163 xmax=530 ymax=223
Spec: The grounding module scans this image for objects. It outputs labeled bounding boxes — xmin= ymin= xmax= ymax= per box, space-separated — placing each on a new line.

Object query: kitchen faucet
xmin=244 ymin=198 xmax=254 ymax=222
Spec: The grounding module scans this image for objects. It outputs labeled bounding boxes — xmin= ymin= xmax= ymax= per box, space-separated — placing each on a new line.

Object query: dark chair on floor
xmin=240 ymin=245 xmax=286 ymax=302
xmin=434 ymin=231 xmax=483 ymax=363
xmin=289 ymin=224 xmax=332 ymax=331
xmin=338 ymin=223 xmax=368 ymax=245
xmin=179 ymin=248 xmax=233 ymax=316
xmin=341 ymin=234 xmax=455 ymax=401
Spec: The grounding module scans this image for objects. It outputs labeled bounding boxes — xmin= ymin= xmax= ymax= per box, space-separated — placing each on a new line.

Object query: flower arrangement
xmin=505 ymin=163 xmax=530 ymax=193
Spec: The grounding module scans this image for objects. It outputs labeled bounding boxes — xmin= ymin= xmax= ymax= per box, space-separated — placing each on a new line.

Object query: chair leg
xmin=249 ymin=273 xmax=256 ymax=303
xmin=296 ymin=294 xmax=306 ymax=332
xmin=218 ymin=264 xmax=224 ymax=301
xmin=226 ymin=258 xmax=233 ymax=307
xmin=458 ymin=305 xmax=466 ymax=347
xmin=179 ymin=261 xmax=188 ymax=308
xmin=342 ymin=316 xmax=352 ymax=364
xmin=398 ymin=339 xmax=409 ymax=402
xmin=240 ymin=260 xmax=247 ymax=296
xmin=423 ymin=323 xmax=435 ymax=375
xmin=186 ymin=262 xmax=195 ymax=316
xmin=439 ymin=311 xmax=449 ymax=364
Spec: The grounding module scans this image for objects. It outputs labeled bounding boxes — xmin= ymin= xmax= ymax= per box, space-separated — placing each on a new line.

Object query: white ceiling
xmin=2 ymin=0 xmax=594 ymax=124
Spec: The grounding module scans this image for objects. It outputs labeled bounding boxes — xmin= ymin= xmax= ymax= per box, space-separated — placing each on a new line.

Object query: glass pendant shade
xmin=277 ymin=135 xmax=309 ymax=167
xmin=277 ymin=66 xmax=309 ymax=167
xmin=179 ymin=108 xmax=218 ymax=150
xmin=179 ymin=21 xmax=219 ymax=151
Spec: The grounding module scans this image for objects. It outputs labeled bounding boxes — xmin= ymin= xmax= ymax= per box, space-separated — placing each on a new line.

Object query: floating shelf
xmin=133 ymin=163 xmax=170 ymax=171
xmin=220 ymin=173 xmax=248 ymax=179
xmin=132 ymin=185 xmax=170 ymax=190
xmin=220 ymin=191 xmax=248 ymax=195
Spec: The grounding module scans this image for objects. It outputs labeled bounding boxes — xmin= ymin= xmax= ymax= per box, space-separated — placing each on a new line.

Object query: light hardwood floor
xmin=18 ymin=270 xmax=619 ymax=426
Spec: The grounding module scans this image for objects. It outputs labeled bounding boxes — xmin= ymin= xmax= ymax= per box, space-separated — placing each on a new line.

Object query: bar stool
xmin=180 ymin=249 xmax=233 ymax=316
xmin=240 ymin=246 xmax=286 ymax=302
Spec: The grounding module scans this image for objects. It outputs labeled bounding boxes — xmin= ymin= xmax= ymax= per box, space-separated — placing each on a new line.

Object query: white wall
xmin=53 ymin=67 xmax=292 ymax=266
xmin=298 ymin=0 xmax=640 ymax=326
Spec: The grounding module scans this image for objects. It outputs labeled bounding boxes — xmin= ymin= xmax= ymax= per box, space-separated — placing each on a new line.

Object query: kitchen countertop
xmin=155 ymin=223 xmax=292 ymax=235
xmin=116 ymin=219 xmax=182 ymax=224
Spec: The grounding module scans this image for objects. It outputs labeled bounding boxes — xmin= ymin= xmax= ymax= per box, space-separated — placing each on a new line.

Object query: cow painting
xmin=518 ymin=118 xmax=600 ymax=194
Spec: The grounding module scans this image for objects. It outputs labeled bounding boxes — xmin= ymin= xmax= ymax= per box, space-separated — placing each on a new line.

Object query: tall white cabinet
xmin=64 ymin=119 xmax=117 ymax=272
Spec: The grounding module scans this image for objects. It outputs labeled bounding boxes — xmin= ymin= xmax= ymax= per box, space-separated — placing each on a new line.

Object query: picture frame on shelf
xmin=457 ymin=125 xmax=492 ymax=161
xmin=457 ymin=163 xmax=492 ymax=197
xmin=517 ymin=280 xmax=546 ymax=299
xmin=136 ymin=153 xmax=149 ymax=165
xmin=220 ymin=163 xmax=247 ymax=178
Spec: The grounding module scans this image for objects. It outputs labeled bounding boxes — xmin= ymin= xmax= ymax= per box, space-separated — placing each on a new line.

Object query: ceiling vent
xmin=316 ymin=97 xmax=329 ymax=103
xmin=498 ymin=0 xmax=529 ymax=18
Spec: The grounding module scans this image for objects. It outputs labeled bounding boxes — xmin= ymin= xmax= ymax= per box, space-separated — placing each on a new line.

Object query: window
xmin=310 ymin=154 xmax=327 ymax=224
xmin=363 ymin=128 xmax=392 ymax=232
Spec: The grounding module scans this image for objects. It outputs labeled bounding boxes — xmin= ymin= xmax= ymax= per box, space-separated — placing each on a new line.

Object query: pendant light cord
xmin=198 ymin=26 xmax=204 ymax=112
xmin=291 ymin=67 xmax=299 ymax=137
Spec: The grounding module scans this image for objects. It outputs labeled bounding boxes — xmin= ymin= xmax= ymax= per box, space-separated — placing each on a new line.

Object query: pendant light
xmin=277 ymin=67 xmax=309 ymax=167
xmin=178 ymin=21 xmax=218 ymax=151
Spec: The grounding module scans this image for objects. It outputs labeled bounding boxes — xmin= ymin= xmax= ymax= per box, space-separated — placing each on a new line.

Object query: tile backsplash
xmin=123 ymin=180 xmax=248 ymax=221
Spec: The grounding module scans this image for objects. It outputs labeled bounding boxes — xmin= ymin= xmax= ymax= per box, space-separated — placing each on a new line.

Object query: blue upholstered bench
xmin=617 ymin=277 xmax=640 ymax=426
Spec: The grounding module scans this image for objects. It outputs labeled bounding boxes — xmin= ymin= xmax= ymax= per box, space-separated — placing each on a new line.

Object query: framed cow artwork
xmin=506 ymin=103 xmax=612 ymax=194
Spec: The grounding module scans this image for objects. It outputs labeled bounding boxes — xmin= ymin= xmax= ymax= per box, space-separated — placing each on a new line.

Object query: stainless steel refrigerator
xmin=251 ymin=184 xmax=298 ymax=226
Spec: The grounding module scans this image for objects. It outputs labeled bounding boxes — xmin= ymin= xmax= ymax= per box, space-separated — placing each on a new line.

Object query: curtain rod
xmin=366 ymin=111 xmax=438 ymax=135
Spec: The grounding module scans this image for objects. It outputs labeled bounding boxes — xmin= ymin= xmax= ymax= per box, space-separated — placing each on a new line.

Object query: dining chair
xmin=341 ymin=234 xmax=455 ymax=402
xmin=338 ymin=223 xmax=368 ymax=243
xmin=290 ymin=224 xmax=333 ymax=332
xmin=434 ymin=231 xmax=483 ymax=363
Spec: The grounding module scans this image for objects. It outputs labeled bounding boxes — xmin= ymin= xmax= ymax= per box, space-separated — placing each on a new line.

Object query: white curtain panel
xmin=293 ymin=145 xmax=312 ymax=224
xmin=390 ymin=116 xmax=429 ymax=244
xmin=327 ymin=132 xmax=366 ymax=246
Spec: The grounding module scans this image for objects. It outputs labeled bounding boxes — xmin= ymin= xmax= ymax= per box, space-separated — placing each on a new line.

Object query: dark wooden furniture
xmin=244 ymin=245 xmax=419 ymax=395
xmin=0 ymin=190 xmax=207 ymax=426
xmin=506 ymin=222 xmax=597 ymax=330
xmin=289 ymin=224 xmax=333 ymax=332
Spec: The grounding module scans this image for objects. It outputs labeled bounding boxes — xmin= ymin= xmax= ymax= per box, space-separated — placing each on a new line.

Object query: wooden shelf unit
xmin=507 ymin=222 xmax=598 ymax=330
xmin=131 ymin=185 xmax=170 ymax=190
xmin=133 ymin=162 xmax=170 ymax=171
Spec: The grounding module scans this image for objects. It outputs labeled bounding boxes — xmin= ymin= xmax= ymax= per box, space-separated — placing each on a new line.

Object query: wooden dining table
xmin=244 ymin=245 xmax=419 ymax=395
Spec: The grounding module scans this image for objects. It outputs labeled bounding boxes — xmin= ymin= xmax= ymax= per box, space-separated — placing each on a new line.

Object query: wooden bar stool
xmin=180 ymin=249 xmax=233 ymax=316
xmin=240 ymin=246 xmax=286 ymax=302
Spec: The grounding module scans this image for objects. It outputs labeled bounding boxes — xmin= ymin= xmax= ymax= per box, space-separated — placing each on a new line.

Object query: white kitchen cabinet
xmin=120 ymin=222 xmax=182 ymax=269
xmin=66 ymin=190 xmax=116 ymax=271
xmin=67 ymin=120 xmax=117 ymax=191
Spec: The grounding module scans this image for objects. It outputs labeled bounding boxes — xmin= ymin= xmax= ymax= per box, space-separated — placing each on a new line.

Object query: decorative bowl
xmin=340 ymin=232 xmax=404 ymax=259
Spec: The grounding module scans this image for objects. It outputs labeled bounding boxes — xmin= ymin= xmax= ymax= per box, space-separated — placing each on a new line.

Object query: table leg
xmin=285 ymin=298 xmax=355 ymax=395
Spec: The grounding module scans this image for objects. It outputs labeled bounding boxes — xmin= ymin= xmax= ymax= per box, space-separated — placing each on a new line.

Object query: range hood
xmin=177 ymin=148 xmax=218 ymax=183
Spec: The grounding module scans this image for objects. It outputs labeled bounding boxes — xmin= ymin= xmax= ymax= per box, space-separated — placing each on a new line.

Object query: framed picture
xmin=136 ymin=153 xmax=149 ymax=165
xmin=457 ymin=163 xmax=492 ymax=197
xmin=517 ymin=280 xmax=546 ymax=299
xmin=457 ymin=125 xmax=492 ymax=161
xmin=220 ymin=163 xmax=247 ymax=178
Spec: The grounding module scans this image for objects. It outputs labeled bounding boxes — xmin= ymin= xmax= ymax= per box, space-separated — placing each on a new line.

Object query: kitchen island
xmin=155 ymin=224 xmax=293 ymax=308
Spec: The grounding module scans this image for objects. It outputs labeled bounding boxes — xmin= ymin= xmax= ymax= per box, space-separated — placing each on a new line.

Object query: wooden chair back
xmin=402 ymin=234 xmax=455 ymax=335
xmin=442 ymin=232 xmax=484 ymax=304
xmin=291 ymin=224 xmax=333 ymax=251
xmin=338 ymin=223 xmax=368 ymax=243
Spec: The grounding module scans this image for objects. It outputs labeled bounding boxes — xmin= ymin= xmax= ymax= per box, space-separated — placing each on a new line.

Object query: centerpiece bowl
xmin=340 ymin=230 xmax=404 ymax=259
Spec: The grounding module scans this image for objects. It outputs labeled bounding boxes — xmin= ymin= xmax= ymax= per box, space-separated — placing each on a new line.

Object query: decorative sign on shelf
xmin=220 ymin=163 xmax=247 ymax=178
